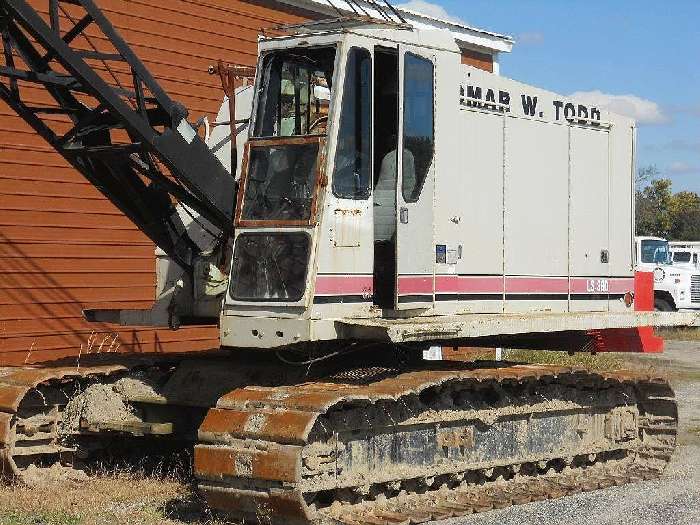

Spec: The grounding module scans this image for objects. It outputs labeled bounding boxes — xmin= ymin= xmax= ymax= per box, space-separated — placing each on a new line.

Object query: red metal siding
xmin=0 ymin=0 xmax=314 ymax=365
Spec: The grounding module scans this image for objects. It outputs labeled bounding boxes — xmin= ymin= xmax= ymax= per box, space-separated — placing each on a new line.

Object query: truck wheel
xmin=654 ymin=297 xmax=674 ymax=311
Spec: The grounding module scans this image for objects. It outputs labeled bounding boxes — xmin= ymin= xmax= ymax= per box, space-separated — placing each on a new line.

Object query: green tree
xmin=635 ymin=165 xmax=700 ymax=240
xmin=635 ymin=166 xmax=673 ymax=237
xmin=669 ymin=191 xmax=700 ymax=240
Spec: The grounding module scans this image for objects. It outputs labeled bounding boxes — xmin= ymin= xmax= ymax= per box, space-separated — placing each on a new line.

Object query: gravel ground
xmin=431 ymin=340 xmax=700 ymax=525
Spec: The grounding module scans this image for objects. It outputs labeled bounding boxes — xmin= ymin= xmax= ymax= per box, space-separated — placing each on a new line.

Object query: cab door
xmin=395 ymin=49 xmax=436 ymax=309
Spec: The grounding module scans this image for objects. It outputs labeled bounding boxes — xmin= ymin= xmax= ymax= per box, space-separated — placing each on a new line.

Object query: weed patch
xmin=658 ymin=327 xmax=700 ymax=341
xmin=502 ymin=349 xmax=627 ymax=371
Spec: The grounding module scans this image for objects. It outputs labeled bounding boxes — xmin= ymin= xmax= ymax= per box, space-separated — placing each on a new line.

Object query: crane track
xmin=194 ymin=364 xmax=677 ymax=525
xmin=0 ymin=364 xmax=130 ymax=480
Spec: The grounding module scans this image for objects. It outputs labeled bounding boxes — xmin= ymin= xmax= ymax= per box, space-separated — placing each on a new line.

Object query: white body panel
xmin=669 ymin=242 xmax=700 ymax=270
xmin=219 ymin=27 xmax=640 ymax=348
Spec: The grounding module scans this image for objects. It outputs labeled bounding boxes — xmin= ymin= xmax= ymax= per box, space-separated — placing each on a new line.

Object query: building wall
xmin=0 ymin=0 xmax=314 ymax=365
xmin=461 ymin=48 xmax=494 ymax=73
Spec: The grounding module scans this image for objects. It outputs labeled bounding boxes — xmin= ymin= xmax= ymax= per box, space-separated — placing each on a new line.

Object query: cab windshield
xmin=240 ymin=140 xmax=320 ymax=222
xmin=640 ymin=239 xmax=671 ymax=264
xmin=253 ymin=47 xmax=336 ymax=138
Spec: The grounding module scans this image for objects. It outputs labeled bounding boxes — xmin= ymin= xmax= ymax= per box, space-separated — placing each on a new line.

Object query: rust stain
xmin=0 ymin=412 xmax=12 ymax=447
xmin=200 ymin=407 xmax=316 ymax=445
xmin=437 ymin=427 xmax=475 ymax=449
xmin=199 ymin=408 xmax=248 ymax=434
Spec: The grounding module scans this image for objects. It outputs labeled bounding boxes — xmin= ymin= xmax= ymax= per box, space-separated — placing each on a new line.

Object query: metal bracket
xmin=208 ymin=60 xmax=256 ymax=171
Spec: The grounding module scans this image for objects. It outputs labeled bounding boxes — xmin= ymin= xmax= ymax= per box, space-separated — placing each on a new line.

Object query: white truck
xmin=635 ymin=236 xmax=700 ymax=310
xmin=670 ymin=241 xmax=700 ymax=270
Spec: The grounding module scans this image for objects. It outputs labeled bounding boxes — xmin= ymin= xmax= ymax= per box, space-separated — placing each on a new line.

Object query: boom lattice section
xmin=0 ymin=0 xmax=235 ymax=268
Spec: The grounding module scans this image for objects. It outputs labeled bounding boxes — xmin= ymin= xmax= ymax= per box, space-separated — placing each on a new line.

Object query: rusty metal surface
xmin=209 ymin=60 xmax=256 ymax=170
xmin=199 ymin=484 xmax=310 ymax=524
xmin=194 ymin=443 xmax=301 ymax=483
xmin=199 ymin=407 xmax=316 ymax=445
xmin=0 ymin=384 xmax=30 ymax=414
xmin=194 ymin=364 xmax=678 ymax=525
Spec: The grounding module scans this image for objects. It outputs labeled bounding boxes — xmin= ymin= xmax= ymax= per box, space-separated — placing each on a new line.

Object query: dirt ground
xmin=0 ymin=339 xmax=698 ymax=525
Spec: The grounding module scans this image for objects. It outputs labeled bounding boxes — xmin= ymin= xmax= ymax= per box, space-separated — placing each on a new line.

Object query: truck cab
xmin=669 ymin=241 xmax=700 ymax=270
xmin=635 ymin=236 xmax=700 ymax=310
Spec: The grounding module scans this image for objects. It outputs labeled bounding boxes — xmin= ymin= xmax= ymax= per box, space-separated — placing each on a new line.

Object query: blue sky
xmin=399 ymin=0 xmax=700 ymax=193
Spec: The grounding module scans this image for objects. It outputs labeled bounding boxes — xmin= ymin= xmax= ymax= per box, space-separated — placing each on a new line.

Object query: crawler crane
xmin=0 ymin=1 xmax=696 ymax=523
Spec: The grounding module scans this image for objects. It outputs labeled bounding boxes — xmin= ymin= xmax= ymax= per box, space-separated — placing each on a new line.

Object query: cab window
xmin=254 ymin=47 xmax=335 ymax=137
xmin=402 ymin=53 xmax=434 ymax=202
xmin=332 ymin=47 xmax=372 ymax=199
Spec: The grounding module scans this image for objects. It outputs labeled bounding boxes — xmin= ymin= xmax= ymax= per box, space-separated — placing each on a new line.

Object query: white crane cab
xmin=219 ymin=22 xmax=641 ymax=349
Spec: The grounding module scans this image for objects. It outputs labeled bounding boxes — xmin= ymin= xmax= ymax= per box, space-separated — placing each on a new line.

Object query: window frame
xmin=331 ymin=46 xmax=373 ymax=200
xmin=252 ymin=46 xmax=338 ymax=139
xmin=234 ymin=135 xmax=327 ymax=228
xmin=401 ymin=51 xmax=435 ymax=204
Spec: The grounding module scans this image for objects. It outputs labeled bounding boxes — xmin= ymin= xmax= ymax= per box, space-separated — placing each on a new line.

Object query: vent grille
xmin=691 ymin=275 xmax=700 ymax=303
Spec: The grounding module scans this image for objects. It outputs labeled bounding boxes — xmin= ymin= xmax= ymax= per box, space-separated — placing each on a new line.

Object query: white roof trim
xmin=276 ymin=0 xmax=514 ymax=54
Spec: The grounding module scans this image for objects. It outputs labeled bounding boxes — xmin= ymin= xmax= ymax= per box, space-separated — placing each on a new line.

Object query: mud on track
xmin=437 ymin=340 xmax=700 ymax=525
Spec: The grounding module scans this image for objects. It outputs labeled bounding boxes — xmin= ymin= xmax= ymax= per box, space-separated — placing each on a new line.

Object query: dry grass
xmin=447 ymin=347 xmax=628 ymax=372
xmin=0 ymin=473 xmax=231 ymax=525
xmin=502 ymin=349 xmax=627 ymax=371
xmin=658 ymin=326 xmax=700 ymax=341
